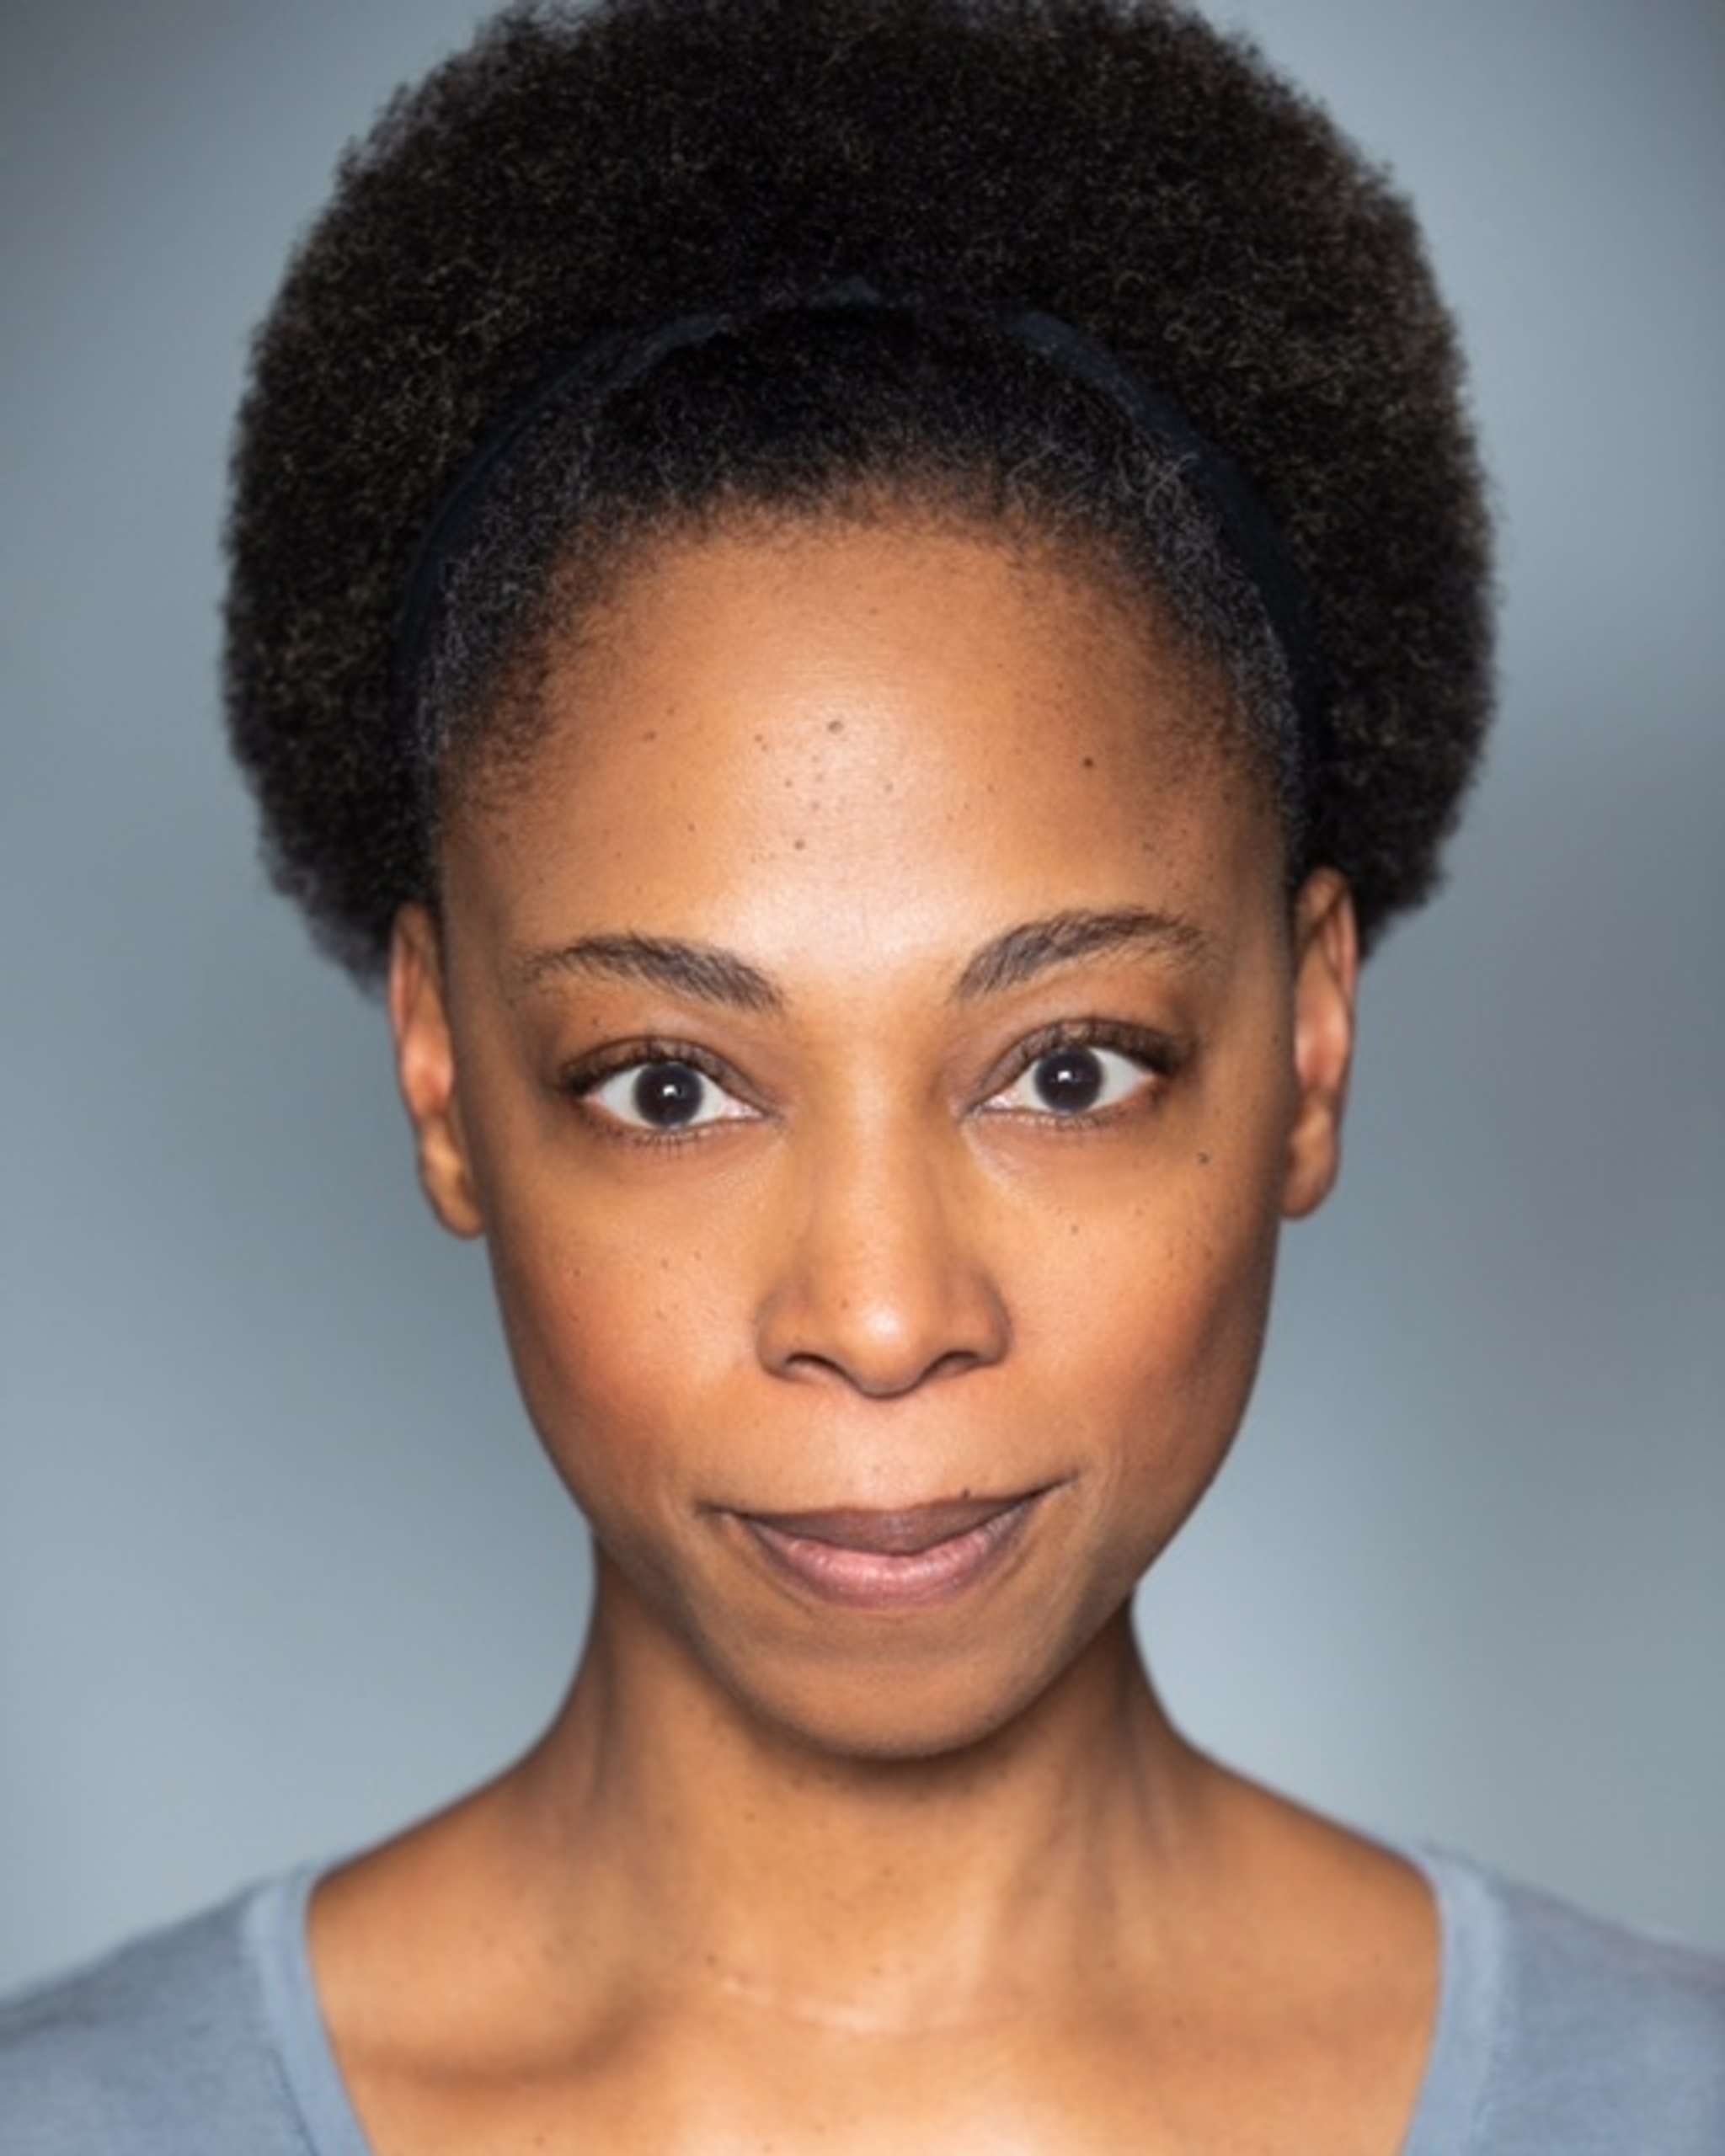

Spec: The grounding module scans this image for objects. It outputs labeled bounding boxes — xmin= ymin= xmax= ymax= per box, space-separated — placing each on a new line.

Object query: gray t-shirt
xmin=2 ymin=1846 xmax=1721 ymax=2151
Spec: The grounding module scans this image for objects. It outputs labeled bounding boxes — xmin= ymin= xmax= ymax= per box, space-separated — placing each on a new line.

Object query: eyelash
xmin=561 ymin=1036 xmax=756 ymax=1147
xmin=559 ymin=1020 xmax=1185 ymax=1147
xmin=979 ymin=1021 xmax=1183 ymax=1129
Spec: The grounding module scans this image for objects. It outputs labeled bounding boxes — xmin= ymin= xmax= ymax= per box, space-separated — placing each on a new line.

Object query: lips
xmin=734 ymin=1492 xmax=1041 ymax=1609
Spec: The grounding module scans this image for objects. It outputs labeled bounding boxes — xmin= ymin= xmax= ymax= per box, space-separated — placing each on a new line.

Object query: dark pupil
xmin=632 ymin=1062 xmax=706 ymax=1128
xmin=1032 ymin=1047 xmax=1105 ymax=1114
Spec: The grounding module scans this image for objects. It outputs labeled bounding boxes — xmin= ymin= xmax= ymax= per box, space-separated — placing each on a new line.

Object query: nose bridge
xmin=756 ymin=1093 xmax=1011 ymax=1396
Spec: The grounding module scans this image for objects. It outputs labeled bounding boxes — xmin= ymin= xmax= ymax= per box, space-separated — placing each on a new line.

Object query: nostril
xmin=923 ymin=1345 xmax=996 ymax=1384
xmin=779 ymin=1339 xmax=998 ymax=1397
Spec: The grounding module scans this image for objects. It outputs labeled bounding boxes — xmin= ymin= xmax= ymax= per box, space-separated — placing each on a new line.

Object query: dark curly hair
xmin=225 ymin=0 xmax=1493 ymax=980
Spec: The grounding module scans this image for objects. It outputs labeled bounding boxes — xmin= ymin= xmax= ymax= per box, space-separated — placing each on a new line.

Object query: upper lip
xmin=738 ymin=1496 xmax=1036 ymax=1556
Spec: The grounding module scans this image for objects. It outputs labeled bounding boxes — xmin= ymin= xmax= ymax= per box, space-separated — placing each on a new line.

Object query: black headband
xmin=396 ymin=281 xmax=1319 ymax=779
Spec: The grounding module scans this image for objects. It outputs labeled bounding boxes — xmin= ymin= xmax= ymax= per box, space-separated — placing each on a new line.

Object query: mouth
xmin=733 ymin=1492 xmax=1044 ymax=1610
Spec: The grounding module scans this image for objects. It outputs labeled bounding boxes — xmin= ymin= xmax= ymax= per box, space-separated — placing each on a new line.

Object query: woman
xmin=3 ymin=1 xmax=1720 ymax=2148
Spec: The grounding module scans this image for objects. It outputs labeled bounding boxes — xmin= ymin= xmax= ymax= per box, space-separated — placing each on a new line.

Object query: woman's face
xmin=393 ymin=511 xmax=1355 ymax=1760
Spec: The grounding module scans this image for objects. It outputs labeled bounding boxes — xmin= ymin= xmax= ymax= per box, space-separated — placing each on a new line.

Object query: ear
xmin=388 ymin=904 xmax=484 ymax=1239
xmin=1280 ymin=867 xmax=1359 ymax=1221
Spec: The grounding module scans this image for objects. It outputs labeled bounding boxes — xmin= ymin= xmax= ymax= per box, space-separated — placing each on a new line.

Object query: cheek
xmin=445 ymin=1021 xmax=743 ymax=1519
xmin=1024 ymin=1117 xmax=1288 ymax=1534
xmin=479 ymin=1185 xmax=747 ymax=1526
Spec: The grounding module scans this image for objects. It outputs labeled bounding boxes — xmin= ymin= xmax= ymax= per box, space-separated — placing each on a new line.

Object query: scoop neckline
xmin=250 ymin=1838 xmax=1492 ymax=2155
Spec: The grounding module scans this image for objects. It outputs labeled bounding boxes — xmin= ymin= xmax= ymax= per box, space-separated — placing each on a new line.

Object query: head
xmin=223 ymin=0 xmax=1491 ymax=1756
xmin=387 ymin=499 xmax=1357 ymax=1756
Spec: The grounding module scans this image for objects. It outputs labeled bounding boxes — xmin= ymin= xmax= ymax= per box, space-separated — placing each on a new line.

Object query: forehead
xmin=441 ymin=511 xmax=1284 ymax=974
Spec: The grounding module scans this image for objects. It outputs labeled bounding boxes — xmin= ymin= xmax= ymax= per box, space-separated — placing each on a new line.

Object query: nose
xmin=754 ymin=1121 xmax=1012 ymax=1398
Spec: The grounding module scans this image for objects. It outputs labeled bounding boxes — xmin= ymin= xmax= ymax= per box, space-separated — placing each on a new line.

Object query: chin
xmin=698 ymin=1604 xmax=1130 ymax=1771
xmin=734 ymin=1681 xmax=1041 ymax=1770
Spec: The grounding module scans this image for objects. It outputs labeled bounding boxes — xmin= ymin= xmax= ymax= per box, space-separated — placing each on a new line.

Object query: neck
xmin=498 ymin=1563 xmax=1221 ymax=2030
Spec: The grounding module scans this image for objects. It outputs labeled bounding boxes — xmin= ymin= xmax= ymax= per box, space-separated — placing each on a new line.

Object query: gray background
xmin=3 ymin=0 xmax=1720 ymax=1992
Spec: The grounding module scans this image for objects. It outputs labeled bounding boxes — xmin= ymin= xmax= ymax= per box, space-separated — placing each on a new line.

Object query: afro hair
xmin=225 ymin=0 xmax=1493 ymax=979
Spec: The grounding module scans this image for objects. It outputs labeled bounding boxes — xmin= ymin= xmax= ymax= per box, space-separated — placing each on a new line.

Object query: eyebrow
xmin=512 ymin=931 xmax=785 ymax=1012
xmin=953 ymin=908 xmax=1214 ymax=1000
xmin=513 ymin=906 xmax=1210 ymax=1012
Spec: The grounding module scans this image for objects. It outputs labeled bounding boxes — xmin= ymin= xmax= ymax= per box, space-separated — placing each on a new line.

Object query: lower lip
xmin=738 ymin=1498 xmax=1038 ymax=1611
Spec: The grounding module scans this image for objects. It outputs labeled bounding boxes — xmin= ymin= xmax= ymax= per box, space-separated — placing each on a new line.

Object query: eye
xmin=983 ymin=1034 xmax=1172 ymax=1120
xmin=580 ymin=1057 xmax=755 ymax=1134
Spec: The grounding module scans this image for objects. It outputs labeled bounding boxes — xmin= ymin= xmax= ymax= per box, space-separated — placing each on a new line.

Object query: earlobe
xmin=388 ymin=904 xmax=485 ymax=1239
xmin=1281 ymin=868 xmax=1359 ymax=1222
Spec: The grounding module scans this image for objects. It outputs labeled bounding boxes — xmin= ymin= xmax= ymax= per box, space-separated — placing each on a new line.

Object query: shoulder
xmin=0 ymin=1875 xmax=330 ymax=2156
xmin=1410 ymin=1845 xmax=1725 ymax=2155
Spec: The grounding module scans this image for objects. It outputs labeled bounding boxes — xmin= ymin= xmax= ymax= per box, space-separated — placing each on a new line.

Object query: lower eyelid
xmin=583 ymin=1059 xmax=753 ymax=1130
xmin=988 ymin=1062 xmax=1158 ymax=1115
xmin=985 ymin=1029 xmax=1178 ymax=1102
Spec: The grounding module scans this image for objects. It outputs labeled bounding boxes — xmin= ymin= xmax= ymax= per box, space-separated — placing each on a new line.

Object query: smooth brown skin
xmin=314 ymin=513 xmax=1436 ymax=2152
